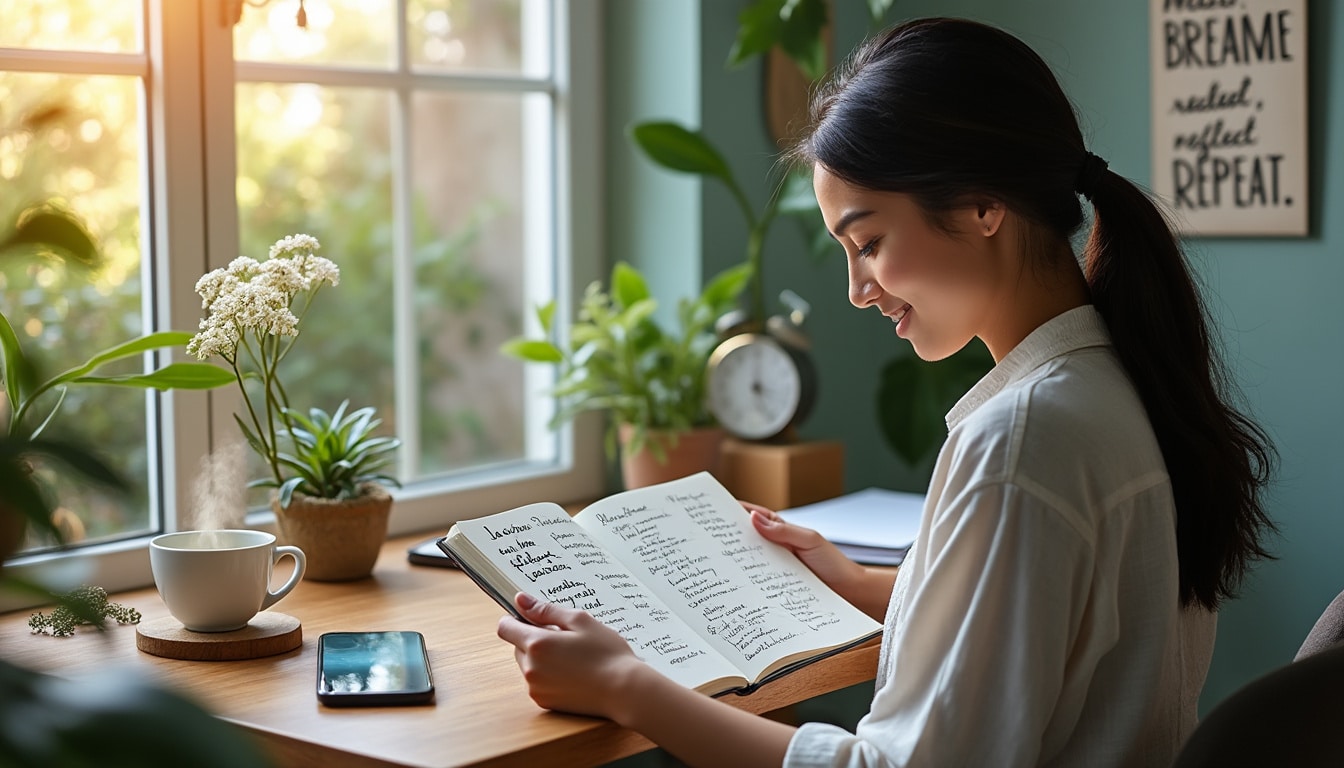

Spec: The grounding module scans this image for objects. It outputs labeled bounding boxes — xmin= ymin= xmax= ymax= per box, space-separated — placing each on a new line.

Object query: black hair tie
xmin=1075 ymin=151 xmax=1108 ymax=201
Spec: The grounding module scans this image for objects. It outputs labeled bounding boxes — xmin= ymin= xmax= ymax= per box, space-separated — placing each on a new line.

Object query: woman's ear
xmin=976 ymin=201 xmax=1006 ymax=237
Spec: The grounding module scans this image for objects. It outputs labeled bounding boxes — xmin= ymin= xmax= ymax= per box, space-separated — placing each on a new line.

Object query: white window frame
xmin=1 ymin=0 xmax=604 ymax=611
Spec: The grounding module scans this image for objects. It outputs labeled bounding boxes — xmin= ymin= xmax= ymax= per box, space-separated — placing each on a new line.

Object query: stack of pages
xmin=778 ymin=488 xmax=925 ymax=567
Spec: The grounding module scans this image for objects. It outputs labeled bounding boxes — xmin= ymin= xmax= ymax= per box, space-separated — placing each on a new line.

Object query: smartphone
xmin=316 ymin=631 xmax=435 ymax=707
xmin=407 ymin=535 xmax=459 ymax=568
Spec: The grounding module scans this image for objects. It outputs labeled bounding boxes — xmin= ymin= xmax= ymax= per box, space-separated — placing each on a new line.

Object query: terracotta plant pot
xmin=271 ymin=484 xmax=393 ymax=582
xmin=618 ymin=424 xmax=725 ymax=490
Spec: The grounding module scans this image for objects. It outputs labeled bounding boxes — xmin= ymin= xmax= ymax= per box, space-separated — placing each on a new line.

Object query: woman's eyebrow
xmin=830 ymin=209 xmax=875 ymax=239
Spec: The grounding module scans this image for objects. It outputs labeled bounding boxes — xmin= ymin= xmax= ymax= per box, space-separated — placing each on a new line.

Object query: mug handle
xmin=261 ymin=545 xmax=307 ymax=610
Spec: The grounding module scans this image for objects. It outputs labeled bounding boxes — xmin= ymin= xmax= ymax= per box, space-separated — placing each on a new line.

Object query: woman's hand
xmin=744 ymin=502 xmax=896 ymax=621
xmin=496 ymin=593 xmax=646 ymax=720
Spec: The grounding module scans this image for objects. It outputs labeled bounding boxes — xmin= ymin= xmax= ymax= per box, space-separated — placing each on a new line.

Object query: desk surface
xmin=1 ymin=533 xmax=880 ymax=768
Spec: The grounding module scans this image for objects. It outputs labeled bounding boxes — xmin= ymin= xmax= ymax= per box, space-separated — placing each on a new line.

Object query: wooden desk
xmin=0 ymin=533 xmax=881 ymax=768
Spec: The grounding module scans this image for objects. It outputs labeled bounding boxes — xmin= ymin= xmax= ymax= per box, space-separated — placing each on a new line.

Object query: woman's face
xmin=812 ymin=166 xmax=1005 ymax=362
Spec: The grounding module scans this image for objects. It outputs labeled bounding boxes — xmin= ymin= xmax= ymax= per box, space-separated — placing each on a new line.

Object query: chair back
xmin=1297 ymin=589 xmax=1344 ymax=661
xmin=1173 ymin=642 xmax=1344 ymax=767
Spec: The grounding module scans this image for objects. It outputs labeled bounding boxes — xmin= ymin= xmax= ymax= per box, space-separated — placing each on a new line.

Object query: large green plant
xmin=0 ymin=204 xmax=235 ymax=546
xmin=630 ymin=0 xmax=901 ymax=326
xmin=502 ymin=261 xmax=750 ymax=460
xmin=629 ymin=123 xmax=820 ymax=325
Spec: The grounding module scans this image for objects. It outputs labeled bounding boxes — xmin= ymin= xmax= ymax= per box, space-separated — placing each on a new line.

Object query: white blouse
xmin=785 ymin=306 xmax=1215 ymax=768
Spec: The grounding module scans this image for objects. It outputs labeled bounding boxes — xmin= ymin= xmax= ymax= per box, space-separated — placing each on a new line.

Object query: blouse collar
xmin=946 ymin=305 xmax=1112 ymax=430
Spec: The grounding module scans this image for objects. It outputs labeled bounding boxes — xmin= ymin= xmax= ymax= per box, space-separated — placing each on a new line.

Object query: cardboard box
xmin=717 ymin=438 xmax=844 ymax=510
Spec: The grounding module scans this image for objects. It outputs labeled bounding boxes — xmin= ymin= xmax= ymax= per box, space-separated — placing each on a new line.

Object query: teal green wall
xmin=603 ymin=1 xmax=702 ymax=311
xmin=606 ymin=0 xmax=1344 ymax=719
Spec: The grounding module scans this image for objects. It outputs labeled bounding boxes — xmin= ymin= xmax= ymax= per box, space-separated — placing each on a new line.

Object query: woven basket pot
xmin=271 ymin=484 xmax=392 ymax=582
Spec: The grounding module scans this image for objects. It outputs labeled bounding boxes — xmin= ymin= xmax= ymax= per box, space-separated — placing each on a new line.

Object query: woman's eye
xmin=857 ymin=237 xmax=879 ymax=259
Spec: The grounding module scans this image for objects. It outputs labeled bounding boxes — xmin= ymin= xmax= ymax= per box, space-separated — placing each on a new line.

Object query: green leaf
xmin=700 ymin=263 xmax=753 ymax=310
xmin=47 ymin=331 xmax=194 ymax=388
xmin=877 ymin=344 xmax=994 ymax=466
xmin=277 ymin=477 xmax=305 ymax=508
xmin=0 ymin=312 xmax=30 ymax=417
xmin=775 ymin=168 xmax=819 ymax=215
xmin=628 ymin=122 xmax=733 ymax=185
xmin=500 ymin=338 xmax=563 ymax=363
xmin=232 ymin=413 xmax=269 ymax=463
xmin=0 ymin=205 xmax=98 ymax=268
xmin=535 ymin=301 xmax=556 ymax=333
xmin=777 ymin=0 xmax=828 ymax=81
xmin=610 ymin=262 xmax=652 ymax=309
xmin=727 ymin=0 xmax=786 ymax=69
xmin=71 ymin=362 xmax=236 ymax=390
xmin=26 ymin=437 xmax=128 ymax=491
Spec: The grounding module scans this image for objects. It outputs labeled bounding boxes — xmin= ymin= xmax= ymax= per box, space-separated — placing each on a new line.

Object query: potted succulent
xmin=502 ymin=260 xmax=750 ymax=489
xmin=186 ymin=233 xmax=401 ymax=581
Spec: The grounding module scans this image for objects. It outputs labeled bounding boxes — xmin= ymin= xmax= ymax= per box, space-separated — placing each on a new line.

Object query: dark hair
xmin=793 ymin=17 xmax=1275 ymax=610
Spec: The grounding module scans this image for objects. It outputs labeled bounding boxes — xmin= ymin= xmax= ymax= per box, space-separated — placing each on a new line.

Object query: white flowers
xmin=187 ymin=234 xmax=339 ymax=361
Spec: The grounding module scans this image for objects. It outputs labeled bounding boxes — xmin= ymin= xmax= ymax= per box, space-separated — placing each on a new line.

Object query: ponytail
xmin=1084 ymin=168 xmax=1276 ymax=610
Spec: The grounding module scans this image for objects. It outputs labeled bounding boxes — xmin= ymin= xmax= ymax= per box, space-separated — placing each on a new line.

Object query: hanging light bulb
xmin=296 ymin=0 xmax=308 ymax=29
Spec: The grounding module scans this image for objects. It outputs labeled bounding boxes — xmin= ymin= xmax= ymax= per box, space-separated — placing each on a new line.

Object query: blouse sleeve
xmin=784 ymin=481 xmax=1101 ymax=768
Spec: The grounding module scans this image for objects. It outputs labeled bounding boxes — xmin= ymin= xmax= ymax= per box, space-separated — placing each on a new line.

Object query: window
xmin=1 ymin=0 xmax=603 ymax=603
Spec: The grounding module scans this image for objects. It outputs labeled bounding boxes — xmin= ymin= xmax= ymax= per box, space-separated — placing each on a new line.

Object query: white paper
xmin=778 ymin=488 xmax=925 ymax=549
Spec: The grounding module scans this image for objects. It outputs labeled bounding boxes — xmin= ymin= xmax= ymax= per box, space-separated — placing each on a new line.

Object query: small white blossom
xmin=260 ymin=256 xmax=308 ymax=294
xmin=299 ymin=255 xmax=340 ymax=289
xmin=187 ymin=234 xmax=326 ymax=361
xmin=269 ymin=233 xmax=320 ymax=260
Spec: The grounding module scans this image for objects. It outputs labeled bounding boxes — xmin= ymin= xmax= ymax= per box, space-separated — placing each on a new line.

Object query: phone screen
xmin=316 ymin=631 xmax=435 ymax=706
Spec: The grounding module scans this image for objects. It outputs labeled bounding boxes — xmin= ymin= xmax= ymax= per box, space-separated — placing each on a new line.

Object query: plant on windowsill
xmin=186 ymin=233 xmax=402 ymax=581
xmin=501 ymin=260 xmax=750 ymax=489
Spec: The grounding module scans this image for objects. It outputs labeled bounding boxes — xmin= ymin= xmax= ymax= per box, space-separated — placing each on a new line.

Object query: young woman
xmin=497 ymin=17 xmax=1276 ymax=767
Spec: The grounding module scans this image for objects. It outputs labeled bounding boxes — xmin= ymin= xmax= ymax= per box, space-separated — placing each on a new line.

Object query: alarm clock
xmin=706 ymin=291 xmax=818 ymax=442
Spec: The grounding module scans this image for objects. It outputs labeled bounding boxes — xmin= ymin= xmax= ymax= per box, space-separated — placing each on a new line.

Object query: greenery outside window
xmin=1 ymin=0 xmax=603 ymax=607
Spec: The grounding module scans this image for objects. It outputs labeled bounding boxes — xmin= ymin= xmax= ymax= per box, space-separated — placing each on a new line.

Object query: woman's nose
xmin=848 ymin=262 xmax=880 ymax=308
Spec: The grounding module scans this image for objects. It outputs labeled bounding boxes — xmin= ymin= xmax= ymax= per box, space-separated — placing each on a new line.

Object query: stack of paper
xmin=777 ymin=488 xmax=925 ymax=566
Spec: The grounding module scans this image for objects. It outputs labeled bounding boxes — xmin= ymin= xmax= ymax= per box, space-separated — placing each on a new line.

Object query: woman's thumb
xmin=515 ymin=592 xmax=575 ymax=628
xmin=752 ymin=510 xmax=816 ymax=548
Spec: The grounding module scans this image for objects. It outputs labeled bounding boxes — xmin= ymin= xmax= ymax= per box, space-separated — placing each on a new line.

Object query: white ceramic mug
xmin=150 ymin=529 xmax=306 ymax=632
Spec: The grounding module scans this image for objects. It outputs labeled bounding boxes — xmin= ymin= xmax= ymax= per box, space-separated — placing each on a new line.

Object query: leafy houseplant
xmin=277 ymin=400 xmax=399 ymax=508
xmin=627 ymin=0 xmax=905 ymax=326
xmin=186 ymin=233 xmax=401 ymax=581
xmin=502 ymin=260 xmax=750 ymax=486
xmin=642 ymin=1 xmax=991 ymax=473
xmin=0 ymin=204 xmax=235 ymax=552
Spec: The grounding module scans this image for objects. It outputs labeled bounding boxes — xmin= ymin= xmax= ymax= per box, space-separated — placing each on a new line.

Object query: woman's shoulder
xmin=944 ymin=347 xmax=1169 ymax=516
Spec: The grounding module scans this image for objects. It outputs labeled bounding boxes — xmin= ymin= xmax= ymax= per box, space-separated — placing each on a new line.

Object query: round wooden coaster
xmin=135 ymin=612 xmax=302 ymax=661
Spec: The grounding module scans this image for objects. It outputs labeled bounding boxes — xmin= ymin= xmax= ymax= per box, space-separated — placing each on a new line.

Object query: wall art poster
xmin=1150 ymin=0 xmax=1308 ymax=236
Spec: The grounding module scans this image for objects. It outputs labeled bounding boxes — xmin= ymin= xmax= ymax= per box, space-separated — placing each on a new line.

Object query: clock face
xmin=706 ymin=334 xmax=802 ymax=441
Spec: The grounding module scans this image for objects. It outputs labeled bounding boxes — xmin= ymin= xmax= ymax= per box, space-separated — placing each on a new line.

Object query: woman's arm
xmin=746 ymin=505 xmax=897 ymax=621
xmin=497 ymin=594 xmax=796 ymax=768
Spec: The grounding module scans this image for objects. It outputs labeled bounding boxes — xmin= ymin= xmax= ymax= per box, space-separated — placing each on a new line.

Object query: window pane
xmin=408 ymin=0 xmax=548 ymax=76
xmin=410 ymin=91 xmax=544 ymax=477
xmin=234 ymin=83 xmax=397 ymax=502
xmin=0 ymin=72 xmax=150 ymax=549
xmin=235 ymin=0 xmax=395 ymax=68
xmin=0 ymin=0 xmax=142 ymax=53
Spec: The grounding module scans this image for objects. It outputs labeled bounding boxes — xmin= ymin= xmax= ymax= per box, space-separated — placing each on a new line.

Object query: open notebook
xmin=438 ymin=472 xmax=882 ymax=696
